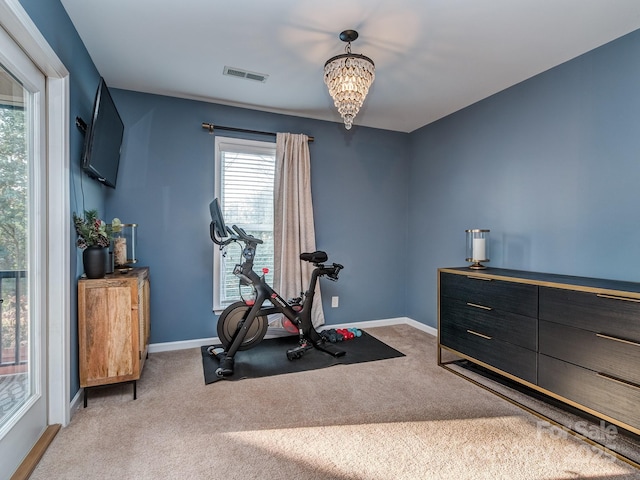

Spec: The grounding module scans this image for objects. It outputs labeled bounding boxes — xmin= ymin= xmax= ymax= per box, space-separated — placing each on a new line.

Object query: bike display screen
xmin=209 ymin=198 xmax=228 ymax=238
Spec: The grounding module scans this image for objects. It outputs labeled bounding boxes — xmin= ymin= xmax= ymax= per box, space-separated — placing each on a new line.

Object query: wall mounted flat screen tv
xmin=81 ymin=78 xmax=124 ymax=188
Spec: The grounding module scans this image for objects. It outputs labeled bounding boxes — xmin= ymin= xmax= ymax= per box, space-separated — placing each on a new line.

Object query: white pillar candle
xmin=114 ymin=237 xmax=127 ymax=266
xmin=472 ymin=238 xmax=486 ymax=260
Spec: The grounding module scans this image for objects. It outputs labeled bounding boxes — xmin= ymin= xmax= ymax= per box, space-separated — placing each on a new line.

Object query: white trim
xmin=69 ymin=389 xmax=83 ymax=418
xmin=0 ymin=0 xmax=67 ymax=77
xmin=148 ymin=317 xmax=436 ymax=352
xmin=329 ymin=316 xmax=437 ymax=337
xmin=0 ymin=0 xmax=71 ymax=427
xmin=396 ymin=317 xmax=438 ymax=337
xmin=149 ymin=338 xmax=217 ymax=353
xmin=46 ymin=75 xmax=71 ymax=426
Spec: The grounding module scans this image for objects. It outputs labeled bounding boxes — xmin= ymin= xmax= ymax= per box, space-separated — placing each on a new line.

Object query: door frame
xmin=0 ymin=0 xmax=71 ymax=427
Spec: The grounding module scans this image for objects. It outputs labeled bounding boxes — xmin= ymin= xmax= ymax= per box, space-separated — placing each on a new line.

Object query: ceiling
xmin=59 ymin=0 xmax=640 ymax=133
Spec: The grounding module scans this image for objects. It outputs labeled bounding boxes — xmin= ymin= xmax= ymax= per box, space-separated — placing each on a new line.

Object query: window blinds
xmin=218 ymin=146 xmax=275 ymax=305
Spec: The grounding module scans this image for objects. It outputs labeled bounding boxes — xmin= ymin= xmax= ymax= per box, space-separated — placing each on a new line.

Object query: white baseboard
xmin=148 ymin=317 xmax=436 ymax=353
xmin=396 ymin=317 xmax=438 ymax=337
xmin=341 ymin=316 xmax=437 ymax=337
xmin=149 ymin=337 xmax=219 ymax=353
xmin=69 ymin=388 xmax=83 ymax=420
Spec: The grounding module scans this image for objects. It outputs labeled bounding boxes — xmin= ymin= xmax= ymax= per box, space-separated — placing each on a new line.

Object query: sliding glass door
xmin=0 ymin=23 xmax=47 ymax=478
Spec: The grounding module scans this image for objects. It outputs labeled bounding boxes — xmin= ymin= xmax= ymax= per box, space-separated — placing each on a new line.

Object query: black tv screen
xmin=82 ymin=78 xmax=124 ymax=188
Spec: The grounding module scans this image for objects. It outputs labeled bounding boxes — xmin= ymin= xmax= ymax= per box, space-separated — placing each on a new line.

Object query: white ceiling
xmin=60 ymin=0 xmax=640 ymax=133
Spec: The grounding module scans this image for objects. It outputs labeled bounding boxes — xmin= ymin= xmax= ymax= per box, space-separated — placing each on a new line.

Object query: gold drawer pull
xmin=467 ymin=276 xmax=492 ymax=281
xmin=596 ymin=293 xmax=640 ymax=303
xmin=467 ymin=329 xmax=492 ymax=340
xmin=466 ymin=302 xmax=492 ymax=311
xmin=596 ymin=372 xmax=640 ymax=391
xmin=596 ymin=333 xmax=640 ymax=348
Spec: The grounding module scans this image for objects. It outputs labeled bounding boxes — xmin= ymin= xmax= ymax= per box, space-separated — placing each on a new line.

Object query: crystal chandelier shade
xmin=324 ymin=30 xmax=375 ymax=130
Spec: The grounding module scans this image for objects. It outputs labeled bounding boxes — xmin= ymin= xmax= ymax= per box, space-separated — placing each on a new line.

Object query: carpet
xmin=445 ymin=358 xmax=640 ymax=468
xmin=201 ymin=330 xmax=405 ymax=384
xmin=30 ymin=325 xmax=640 ymax=479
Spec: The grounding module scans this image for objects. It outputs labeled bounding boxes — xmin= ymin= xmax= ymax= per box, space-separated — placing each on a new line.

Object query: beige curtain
xmin=274 ymin=133 xmax=325 ymax=327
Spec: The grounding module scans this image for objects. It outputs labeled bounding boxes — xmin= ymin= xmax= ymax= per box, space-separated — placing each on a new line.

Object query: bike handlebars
xmin=232 ymin=225 xmax=263 ymax=244
xmin=326 ymin=263 xmax=343 ymax=281
xmin=210 ymin=221 xmax=263 ymax=247
xmin=210 ymin=221 xmax=233 ymax=246
xmin=213 ymin=222 xmax=342 ymax=280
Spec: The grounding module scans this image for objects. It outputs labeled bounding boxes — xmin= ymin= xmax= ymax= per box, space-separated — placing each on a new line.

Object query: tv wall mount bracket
xmin=75 ymin=116 xmax=87 ymax=134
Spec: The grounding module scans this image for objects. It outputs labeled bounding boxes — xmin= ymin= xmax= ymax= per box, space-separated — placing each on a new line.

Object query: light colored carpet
xmin=445 ymin=359 xmax=640 ymax=467
xmin=31 ymin=325 xmax=640 ymax=479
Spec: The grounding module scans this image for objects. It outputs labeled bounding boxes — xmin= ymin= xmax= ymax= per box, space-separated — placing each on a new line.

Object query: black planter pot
xmin=83 ymin=246 xmax=107 ymax=279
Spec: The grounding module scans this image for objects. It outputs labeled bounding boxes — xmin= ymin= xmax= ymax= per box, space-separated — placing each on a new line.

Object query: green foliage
xmin=0 ymin=106 xmax=27 ymax=270
xmin=73 ymin=210 xmax=113 ymax=249
xmin=1 ymin=279 xmax=28 ymax=350
xmin=0 ymin=98 xmax=28 ymax=356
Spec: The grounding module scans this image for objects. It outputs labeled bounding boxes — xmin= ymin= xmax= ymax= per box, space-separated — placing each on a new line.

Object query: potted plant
xmin=73 ymin=210 xmax=119 ymax=278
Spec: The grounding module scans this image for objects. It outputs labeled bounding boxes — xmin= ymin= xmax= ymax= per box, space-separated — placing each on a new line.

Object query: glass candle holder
xmin=465 ymin=229 xmax=490 ymax=269
xmin=112 ymin=223 xmax=137 ymax=271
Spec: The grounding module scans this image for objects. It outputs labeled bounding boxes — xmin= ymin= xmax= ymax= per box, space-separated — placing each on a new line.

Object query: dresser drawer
xmin=440 ymin=321 xmax=537 ymax=384
xmin=539 ymin=354 xmax=640 ymax=431
xmin=539 ymin=287 xmax=640 ymax=340
xmin=440 ymin=296 xmax=537 ymax=350
xmin=440 ymin=272 xmax=538 ymax=318
xmin=539 ymin=320 xmax=640 ymax=386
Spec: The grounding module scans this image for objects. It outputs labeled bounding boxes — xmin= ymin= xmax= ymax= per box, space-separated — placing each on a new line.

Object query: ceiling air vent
xmin=223 ymin=66 xmax=268 ymax=83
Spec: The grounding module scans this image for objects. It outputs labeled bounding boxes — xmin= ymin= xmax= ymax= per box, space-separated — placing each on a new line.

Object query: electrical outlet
xmin=331 ymin=296 xmax=339 ymax=308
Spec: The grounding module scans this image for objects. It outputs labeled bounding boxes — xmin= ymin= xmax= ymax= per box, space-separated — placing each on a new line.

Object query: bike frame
xmin=225 ymin=237 xmax=335 ymax=359
xmin=212 ymin=221 xmax=344 ymax=376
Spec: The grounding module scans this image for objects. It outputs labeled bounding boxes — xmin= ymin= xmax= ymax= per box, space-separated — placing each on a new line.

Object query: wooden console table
xmin=78 ymin=267 xmax=150 ymax=406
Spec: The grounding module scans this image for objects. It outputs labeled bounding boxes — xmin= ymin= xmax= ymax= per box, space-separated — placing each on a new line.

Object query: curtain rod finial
xmin=202 ymin=122 xmax=214 ymax=134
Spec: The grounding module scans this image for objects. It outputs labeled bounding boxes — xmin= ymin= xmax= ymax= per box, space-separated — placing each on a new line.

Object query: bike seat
xmin=300 ymin=251 xmax=328 ymax=263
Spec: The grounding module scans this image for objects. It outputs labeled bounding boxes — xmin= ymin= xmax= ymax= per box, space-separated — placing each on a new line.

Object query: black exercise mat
xmin=201 ymin=331 xmax=405 ymax=384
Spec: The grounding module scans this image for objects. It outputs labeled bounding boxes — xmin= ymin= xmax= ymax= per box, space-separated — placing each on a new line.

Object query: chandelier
xmin=324 ymin=30 xmax=375 ymax=130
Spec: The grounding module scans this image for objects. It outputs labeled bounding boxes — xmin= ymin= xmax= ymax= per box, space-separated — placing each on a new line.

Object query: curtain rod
xmin=201 ymin=122 xmax=314 ymax=143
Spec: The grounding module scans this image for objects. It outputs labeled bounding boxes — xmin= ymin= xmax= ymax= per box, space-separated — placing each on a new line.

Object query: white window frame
xmin=213 ymin=136 xmax=276 ymax=313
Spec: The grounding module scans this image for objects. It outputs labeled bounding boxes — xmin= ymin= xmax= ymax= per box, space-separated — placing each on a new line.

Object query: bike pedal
xmin=286 ymin=343 xmax=313 ymax=361
xmin=207 ymin=346 xmax=225 ymax=357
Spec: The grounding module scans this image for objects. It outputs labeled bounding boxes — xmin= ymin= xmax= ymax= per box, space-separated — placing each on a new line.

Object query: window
xmin=213 ymin=136 xmax=276 ymax=311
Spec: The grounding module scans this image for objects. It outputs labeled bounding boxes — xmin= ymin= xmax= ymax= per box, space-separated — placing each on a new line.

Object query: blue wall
xmin=407 ymin=28 xmax=640 ymax=328
xmin=106 ymin=90 xmax=410 ymax=343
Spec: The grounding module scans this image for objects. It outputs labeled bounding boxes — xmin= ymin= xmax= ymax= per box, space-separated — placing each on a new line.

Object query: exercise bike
xmin=209 ymin=198 xmax=346 ymax=378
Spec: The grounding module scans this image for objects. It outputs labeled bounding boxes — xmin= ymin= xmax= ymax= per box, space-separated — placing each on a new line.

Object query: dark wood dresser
xmin=438 ymin=267 xmax=640 ymax=436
